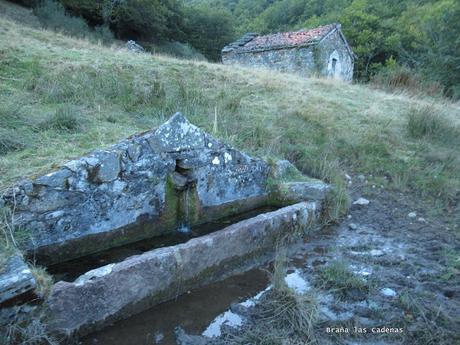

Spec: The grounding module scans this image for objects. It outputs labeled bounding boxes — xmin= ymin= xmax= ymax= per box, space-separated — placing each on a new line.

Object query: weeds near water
xmin=267 ymin=250 xmax=318 ymax=338
xmin=222 ymin=248 xmax=319 ymax=344
xmin=1 ymin=310 xmax=59 ymax=345
xmin=30 ymin=266 xmax=53 ymax=299
xmin=302 ymin=156 xmax=349 ymax=224
xmin=318 ymin=260 xmax=368 ymax=298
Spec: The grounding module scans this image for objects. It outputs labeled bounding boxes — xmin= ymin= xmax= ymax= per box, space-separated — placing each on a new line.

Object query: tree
xmin=183 ymin=5 xmax=236 ymax=61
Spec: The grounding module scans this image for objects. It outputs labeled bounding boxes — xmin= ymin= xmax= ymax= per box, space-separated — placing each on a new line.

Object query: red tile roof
xmin=225 ymin=24 xmax=337 ymax=53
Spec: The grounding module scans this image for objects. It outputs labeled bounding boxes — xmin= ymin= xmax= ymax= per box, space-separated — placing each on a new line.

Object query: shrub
xmin=40 ymin=105 xmax=81 ymax=132
xmin=93 ymin=25 xmax=115 ymax=44
xmin=371 ymin=63 xmax=443 ymax=97
xmin=148 ymin=41 xmax=206 ymax=61
xmin=34 ymin=0 xmax=114 ymax=43
xmin=34 ymin=0 xmax=91 ymax=37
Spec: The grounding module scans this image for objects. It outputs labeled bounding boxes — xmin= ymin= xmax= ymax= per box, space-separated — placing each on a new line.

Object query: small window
xmin=331 ymin=58 xmax=337 ymax=74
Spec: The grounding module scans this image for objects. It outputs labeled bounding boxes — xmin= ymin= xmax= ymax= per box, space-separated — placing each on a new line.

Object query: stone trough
xmin=0 ymin=113 xmax=331 ymax=337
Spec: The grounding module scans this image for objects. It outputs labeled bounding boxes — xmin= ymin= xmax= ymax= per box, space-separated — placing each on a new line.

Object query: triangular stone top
xmin=149 ymin=112 xmax=206 ymax=152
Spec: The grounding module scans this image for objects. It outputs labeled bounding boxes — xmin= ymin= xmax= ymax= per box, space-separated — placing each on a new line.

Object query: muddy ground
xmin=207 ymin=180 xmax=460 ymax=345
xmin=83 ymin=177 xmax=460 ymax=345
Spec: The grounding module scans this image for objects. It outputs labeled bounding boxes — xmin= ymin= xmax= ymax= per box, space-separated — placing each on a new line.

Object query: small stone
xmin=370 ymin=249 xmax=384 ymax=257
xmin=353 ymin=197 xmax=370 ymax=206
xmin=23 ymin=181 xmax=34 ymax=195
xmin=154 ymin=332 xmax=164 ymax=344
xmin=125 ymin=40 xmax=145 ymax=53
xmin=347 ymin=215 xmax=352 ymax=219
xmin=92 ymin=152 xmax=121 ymax=183
xmin=408 ymin=212 xmax=417 ymax=219
xmin=170 ymin=172 xmax=189 ymax=190
xmin=0 ymin=255 xmax=37 ymax=306
xmin=380 ymin=288 xmax=397 ymax=297
xmin=348 ymin=223 xmax=358 ymax=230
xmin=357 ymin=174 xmax=365 ymax=181
xmin=345 ymin=174 xmax=352 ymax=180
xmin=417 ymin=217 xmax=426 ymax=223
xmin=35 ymin=169 xmax=72 ymax=189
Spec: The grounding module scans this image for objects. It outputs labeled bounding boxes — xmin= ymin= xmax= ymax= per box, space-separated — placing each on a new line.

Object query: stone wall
xmin=222 ymin=45 xmax=317 ymax=77
xmin=2 ymin=113 xmax=271 ymax=264
xmin=222 ymin=29 xmax=354 ymax=81
xmin=315 ymin=29 xmax=354 ymax=81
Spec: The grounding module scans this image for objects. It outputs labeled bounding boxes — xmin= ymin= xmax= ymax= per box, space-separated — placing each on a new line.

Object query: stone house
xmin=221 ymin=23 xmax=355 ymax=81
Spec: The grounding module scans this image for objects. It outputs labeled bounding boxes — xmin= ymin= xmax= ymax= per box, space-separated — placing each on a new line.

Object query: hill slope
xmin=0 ymin=5 xmax=459 ymax=223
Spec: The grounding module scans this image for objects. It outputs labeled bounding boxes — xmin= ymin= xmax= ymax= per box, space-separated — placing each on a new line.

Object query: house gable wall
xmin=315 ymin=29 xmax=354 ymax=81
xmin=222 ymin=28 xmax=354 ymax=81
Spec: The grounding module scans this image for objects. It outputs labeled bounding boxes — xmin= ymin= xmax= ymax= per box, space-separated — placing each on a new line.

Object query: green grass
xmin=0 ymin=3 xmax=459 ymax=221
xmin=318 ymin=260 xmax=369 ymax=296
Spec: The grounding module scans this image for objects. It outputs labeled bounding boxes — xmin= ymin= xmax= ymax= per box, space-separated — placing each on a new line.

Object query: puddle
xmin=80 ymin=268 xmax=269 ymax=345
xmin=48 ymin=206 xmax=278 ymax=282
xmin=284 ymin=269 xmax=311 ymax=294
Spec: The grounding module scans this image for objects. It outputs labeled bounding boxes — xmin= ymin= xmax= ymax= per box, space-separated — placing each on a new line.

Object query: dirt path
xmin=293 ymin=182 xmax=460 ymax=344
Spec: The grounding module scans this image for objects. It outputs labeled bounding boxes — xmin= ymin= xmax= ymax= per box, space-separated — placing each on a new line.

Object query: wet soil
xmin=214 ymin=181 xmax=460 ymax=344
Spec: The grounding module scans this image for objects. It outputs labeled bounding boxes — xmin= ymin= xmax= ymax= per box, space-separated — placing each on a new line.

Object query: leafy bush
xmin=34 ymin=0 xmax=91 ymax=37
xmin=105 ymin=0 xmax=185 ymax=41
xmin=34 ymin=0 xmax=114 ymax=43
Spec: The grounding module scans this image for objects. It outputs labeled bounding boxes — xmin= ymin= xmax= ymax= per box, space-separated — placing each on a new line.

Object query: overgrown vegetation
xmin=406 ymin=104 xmax=460 ymax=146
xmin=34 ymin=0 xmax=114 ymax=43
xmin=1 ymin=310 xmax=58 ymax=345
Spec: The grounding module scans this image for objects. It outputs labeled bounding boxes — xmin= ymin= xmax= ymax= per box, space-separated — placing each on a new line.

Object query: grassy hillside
xmin=0 ymin=3 xmax=459 ymax=226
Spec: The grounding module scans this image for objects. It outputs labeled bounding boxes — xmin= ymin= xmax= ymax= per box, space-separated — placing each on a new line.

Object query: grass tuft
xmin=0 ymin=129 xmax=29 ymax=155
xmin=267 ymin=250 xmax=318 ymax=339
xmin=406 ymin=104 xmax=460 ymax=145
xmin=318 ymin=260 xmax=368 ymax=297
xmin=39 ymin=105 xmax=82 ymax=133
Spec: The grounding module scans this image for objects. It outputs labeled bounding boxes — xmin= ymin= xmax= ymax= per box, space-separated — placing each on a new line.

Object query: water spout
xmin=177 ymin=183 xmax=192 ymax=234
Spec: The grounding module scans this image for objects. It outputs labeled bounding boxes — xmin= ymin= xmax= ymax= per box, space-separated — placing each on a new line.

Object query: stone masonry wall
xmin=222 ymin=29 xmax=354 ymax=81
xmin=2 ymin=113 xmax=270 ymax=263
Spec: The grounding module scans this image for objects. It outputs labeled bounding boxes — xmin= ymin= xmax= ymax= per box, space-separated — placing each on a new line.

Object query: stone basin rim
xmin=62 ymin=201 xmax=314 ymax=285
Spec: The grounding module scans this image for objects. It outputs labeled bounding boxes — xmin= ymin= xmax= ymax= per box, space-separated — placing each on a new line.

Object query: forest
xmin=11 ymin=0 xmax=460 ymax=98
